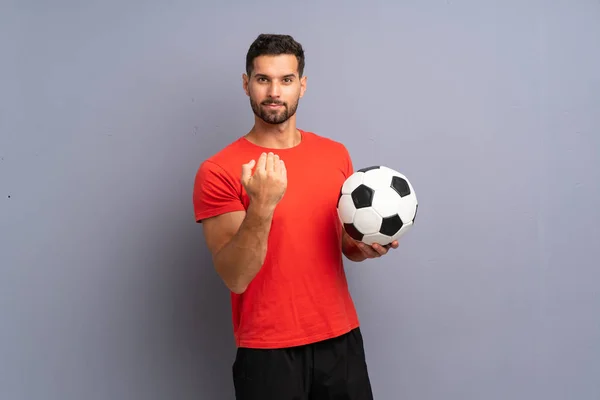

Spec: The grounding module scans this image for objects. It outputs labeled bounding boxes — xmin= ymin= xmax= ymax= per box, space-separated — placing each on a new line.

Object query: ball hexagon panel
xmin=337 ymin=194 xmax=356 ymax=224
xmin=370 ymin=187 xmax=403 ymax=218
xmin=353 ymin=208 xmax=382 ymax=235
xmin=351 ymin=184 xmax=374 ymax=209
xmin=363 ymin=168 xmax=395 ymax=191
xmin=397 ymin=193 xmax=418 ymax=223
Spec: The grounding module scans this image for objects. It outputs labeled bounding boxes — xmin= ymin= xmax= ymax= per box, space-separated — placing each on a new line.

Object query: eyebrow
xmin=254 ymin=73 xmax=296 ymax=79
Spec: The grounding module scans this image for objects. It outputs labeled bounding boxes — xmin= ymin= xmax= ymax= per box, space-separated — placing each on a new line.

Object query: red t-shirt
xmin=192 ymin=130 xmax=360 ymax=349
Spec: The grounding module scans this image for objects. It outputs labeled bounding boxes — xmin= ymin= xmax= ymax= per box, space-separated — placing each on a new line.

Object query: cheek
xmin=249 ymin=85 xmax=265 ymax=99
xmin=285 ymin=86 xmax=301 ymax=100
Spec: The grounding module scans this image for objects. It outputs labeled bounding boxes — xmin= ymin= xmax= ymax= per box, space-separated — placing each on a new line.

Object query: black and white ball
xmin=337 ymin=165 xmax=418 ymax=246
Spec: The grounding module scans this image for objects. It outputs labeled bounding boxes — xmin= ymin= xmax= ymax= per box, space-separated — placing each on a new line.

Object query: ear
xmin=242 ymin=73 xmax=250 ymax=96
xmin=299 ymin=75 xmax=307 ymax=98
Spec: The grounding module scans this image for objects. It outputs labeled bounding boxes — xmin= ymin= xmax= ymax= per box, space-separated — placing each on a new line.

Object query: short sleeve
xmin=340 ymin=143 xmax=354 ymax=178
xmin=192 ymin=160 xmax=245 ymax=223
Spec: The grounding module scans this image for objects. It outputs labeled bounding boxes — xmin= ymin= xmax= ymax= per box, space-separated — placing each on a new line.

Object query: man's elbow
xmin=219 ymin=272 xmax=248 ymax=294
xmin=228 ymin=282 xmax=247 ymax=295
xmin=212 ymin=256 xmax=247 ymax=294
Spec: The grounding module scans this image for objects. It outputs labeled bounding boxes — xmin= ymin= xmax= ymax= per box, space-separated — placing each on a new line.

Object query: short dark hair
xmin=245 ymin=34 xmax=305 ymax=77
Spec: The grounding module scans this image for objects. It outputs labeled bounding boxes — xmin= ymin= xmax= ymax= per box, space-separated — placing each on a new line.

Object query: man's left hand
xmin=355 ymin=240 xmax=399 ymax=259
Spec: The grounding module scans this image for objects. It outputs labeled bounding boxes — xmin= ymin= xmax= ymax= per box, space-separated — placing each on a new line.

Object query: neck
xmin=245 ymin=117 xmax=301 ymax=149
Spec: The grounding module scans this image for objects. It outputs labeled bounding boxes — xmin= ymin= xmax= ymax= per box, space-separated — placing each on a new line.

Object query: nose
xmin=267 ymin=81 xmax=281 ymax=98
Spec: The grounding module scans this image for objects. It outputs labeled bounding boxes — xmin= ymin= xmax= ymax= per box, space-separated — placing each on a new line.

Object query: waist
xmin=231 ymin=280 xmax=359 ymax=349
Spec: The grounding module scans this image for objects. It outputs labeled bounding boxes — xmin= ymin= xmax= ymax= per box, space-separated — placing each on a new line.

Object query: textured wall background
xmin=1 ymin=1 xmax=599 ymax=399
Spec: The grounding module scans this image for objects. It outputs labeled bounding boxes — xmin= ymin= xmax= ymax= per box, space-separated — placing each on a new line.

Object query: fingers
xmin=241 ymin=159 xmax=256 ymax=183
xmin=266 ymin=152 xmax=275 ymax=172
xmin=358 ymin=240 xmax=398 ymax=259
xmin=279 ymin=159 xmax=286 ymax=180
xmin=358 ymin=242 xmax=381 ymax=258
xmin=270 ymin=153 xmax=281 ymax=173
xmin=254 ymin=152 xmax=285 ymax=177
xmin=255 ymin=152 xmax=267 ymax=172
xmin=371 ymin=243 xmax=388 ymax=256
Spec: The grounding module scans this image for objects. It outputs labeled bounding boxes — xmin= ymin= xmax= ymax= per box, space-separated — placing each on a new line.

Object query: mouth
xmin=263 ymin=103 xmax=284 ymax=108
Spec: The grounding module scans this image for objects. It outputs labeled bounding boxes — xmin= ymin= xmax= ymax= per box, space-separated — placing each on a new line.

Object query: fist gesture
xmin=241 ymin=152 xmax=287 ymax=210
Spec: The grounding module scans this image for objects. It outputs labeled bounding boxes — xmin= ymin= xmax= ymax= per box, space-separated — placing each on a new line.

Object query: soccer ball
xmin=337 ymin=165 xmax=418 ymax=246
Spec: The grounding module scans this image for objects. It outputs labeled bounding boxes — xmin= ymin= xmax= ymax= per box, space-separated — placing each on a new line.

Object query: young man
xmin=193 ymin=34 xmax=398 ymax=400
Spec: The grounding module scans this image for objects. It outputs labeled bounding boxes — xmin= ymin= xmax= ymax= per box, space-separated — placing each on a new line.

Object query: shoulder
xmin=196 ymin=136 xmax=251 ymax=181
xmin=193 ymin=137 xmax=250 ymax=222
xmin=193 ymin=137 xmax=250 ymax=208
xmin=193 ymin=136 xmax=249 ymax=205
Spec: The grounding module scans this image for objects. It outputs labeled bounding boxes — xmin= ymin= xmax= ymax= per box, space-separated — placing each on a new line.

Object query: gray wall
xmin=1 ymin=1 xmax=599 ymax=399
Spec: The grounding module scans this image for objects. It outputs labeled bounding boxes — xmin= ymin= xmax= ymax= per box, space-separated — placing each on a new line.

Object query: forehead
xmin=251 ymin=54 xmax=299 ymax=76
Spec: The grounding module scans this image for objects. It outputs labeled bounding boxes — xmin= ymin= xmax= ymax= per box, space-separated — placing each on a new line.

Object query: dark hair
xmin=245 ymin=34 xmax=305 ymax=77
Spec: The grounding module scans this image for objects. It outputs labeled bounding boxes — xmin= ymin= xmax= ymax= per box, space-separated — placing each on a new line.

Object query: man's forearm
xmin=213 ymin=203 xmax=274 ymax=294
xmin=342 ymin=231 xmax=367 ymax=262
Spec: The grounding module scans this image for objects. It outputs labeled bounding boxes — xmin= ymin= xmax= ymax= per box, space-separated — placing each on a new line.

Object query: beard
xmin=250 ymin=96 xmax=299 ymax=125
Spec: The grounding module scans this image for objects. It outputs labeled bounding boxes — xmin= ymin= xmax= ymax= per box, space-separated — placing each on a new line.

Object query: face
xmin=243 ymin=55 xmax=307 ymax=125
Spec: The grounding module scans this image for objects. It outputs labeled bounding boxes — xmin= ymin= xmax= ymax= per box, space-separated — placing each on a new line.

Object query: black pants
xmin=232 ymin=327 xmax=374 ymax=400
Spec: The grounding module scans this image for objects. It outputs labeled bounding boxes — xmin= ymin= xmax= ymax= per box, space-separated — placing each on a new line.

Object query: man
xmin=193 ymin=33 xmax=398 ymax=400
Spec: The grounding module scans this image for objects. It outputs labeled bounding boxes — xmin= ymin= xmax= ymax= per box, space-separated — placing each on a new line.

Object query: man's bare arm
xmin=202 ymin=203 xmax=275 ymax=294
xmin=342 ymin=230 xmax=367 ymax=262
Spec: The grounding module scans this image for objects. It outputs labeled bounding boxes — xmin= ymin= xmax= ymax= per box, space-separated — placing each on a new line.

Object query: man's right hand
xmin=241 ymin=152 xmax=287 ymax=211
